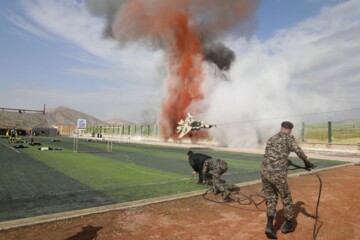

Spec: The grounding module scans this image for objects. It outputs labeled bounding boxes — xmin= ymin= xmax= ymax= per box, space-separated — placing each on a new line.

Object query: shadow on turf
xmin=66 ymin=225 xmax=103 ymax=240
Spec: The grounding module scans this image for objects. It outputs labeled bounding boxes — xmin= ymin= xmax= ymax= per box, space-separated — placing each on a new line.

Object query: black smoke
xmin=85 ymin=0 xmax=124 ymax=39
xmin=85 ymin=0 xmax=258 ymax=72
xmin=204 ymin=43 xmax=236 ymax=71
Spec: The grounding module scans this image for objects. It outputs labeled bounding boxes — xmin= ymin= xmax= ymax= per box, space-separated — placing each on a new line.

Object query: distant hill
xmin=340 ymin=118 xmax=360 ymax=124
xmin=0 ymin=106 xmax=133 ymax=128
xmin=45 ymin=106 xmax=108 ymax=126
xmin=106 ymin=118 xmax=134 ymax=125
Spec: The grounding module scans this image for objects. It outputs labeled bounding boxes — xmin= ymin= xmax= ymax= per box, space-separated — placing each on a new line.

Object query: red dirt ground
xmin=1 ymin=165 xmax=359 ymax=240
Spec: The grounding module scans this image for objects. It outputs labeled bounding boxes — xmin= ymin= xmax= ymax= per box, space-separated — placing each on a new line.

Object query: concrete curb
xmin=1 ymin=162 xmax=357 ymax=231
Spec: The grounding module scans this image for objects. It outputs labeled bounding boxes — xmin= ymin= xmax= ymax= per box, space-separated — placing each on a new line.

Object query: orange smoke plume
xmin=159 ymin=11 xmax=205 ymax=139
xmin=88 ymin=0 xmax=259 ymax=139
xmin=115 ymin=0 xmax=206 ymax=139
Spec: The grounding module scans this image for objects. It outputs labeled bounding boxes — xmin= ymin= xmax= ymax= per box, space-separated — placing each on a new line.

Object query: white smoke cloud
xmin=3 ymin=0 xmax=359 ymax=132
xmin=205 ymin=0 xmax=360 ymax=147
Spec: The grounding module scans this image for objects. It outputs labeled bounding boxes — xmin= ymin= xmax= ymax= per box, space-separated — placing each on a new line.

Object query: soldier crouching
xmin=203 ymin=158 xmax=231 ymax=201
xmin=187 ymin=151 xmax=231 ymax=201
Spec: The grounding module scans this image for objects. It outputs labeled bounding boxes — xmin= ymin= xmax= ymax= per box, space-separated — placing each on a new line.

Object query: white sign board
xmin=77 ymin=119 xmax=87 ymax=129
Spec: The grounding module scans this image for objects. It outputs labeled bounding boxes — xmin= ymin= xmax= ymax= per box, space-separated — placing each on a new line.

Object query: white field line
xmin=0 ymin=142 xmax=20 ymax=153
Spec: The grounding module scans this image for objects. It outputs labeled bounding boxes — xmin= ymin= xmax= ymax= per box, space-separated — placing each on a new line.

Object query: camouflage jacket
xmin=261 ymin=132 xmax=309 ymax=177
xmin=202 ymin=158 xmax=227 ymax=176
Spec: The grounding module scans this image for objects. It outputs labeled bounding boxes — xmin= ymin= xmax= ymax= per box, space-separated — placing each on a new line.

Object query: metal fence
xmin=304 ymin=122 xmax=360 ymax=144
xmin=84 ymin=121 xmax=360 ymax=145
xmin=84 ymin=124 xmax=160 ymax=138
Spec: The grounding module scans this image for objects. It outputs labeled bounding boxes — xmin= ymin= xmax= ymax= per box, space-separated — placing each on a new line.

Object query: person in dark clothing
xmin=187 ymin=151 xmax=212 ymax=184
xmin=13 ymin=145 xmax=28 ymax=149
xmin=187 ymin=150 xmax=231 ymax=201
xmin=29 ymin=138 xmax=42 ymax=146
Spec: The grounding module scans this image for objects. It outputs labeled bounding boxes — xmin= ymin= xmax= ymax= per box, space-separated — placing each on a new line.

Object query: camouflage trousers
xmin=261 ymin=174 xmax=294 ymax=220
xmin=211 ymin=159 xmax=228 ymax=192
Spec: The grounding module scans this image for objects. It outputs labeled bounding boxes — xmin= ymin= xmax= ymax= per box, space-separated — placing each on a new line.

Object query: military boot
xmin=265 ymin=216 xmax=277 ymax=239
xmin=222 ymin=190 xmax=231 ymax=201
xmin=281 ymin=220 xmax=295 ymax=234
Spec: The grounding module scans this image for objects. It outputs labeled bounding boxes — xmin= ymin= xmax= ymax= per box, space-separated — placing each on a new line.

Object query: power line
xmin=216 ymin=107 xmax=360 ymax=126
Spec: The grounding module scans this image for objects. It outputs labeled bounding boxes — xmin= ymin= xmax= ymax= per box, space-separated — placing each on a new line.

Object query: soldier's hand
xmin=305 ymin=162 xmax=316 ymax=171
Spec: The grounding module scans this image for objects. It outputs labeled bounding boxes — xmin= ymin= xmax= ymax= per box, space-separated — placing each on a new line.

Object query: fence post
xmin=328 ymin=121 xmax=332 ymax=144
xmin=301 ymin=122 xmax=305 ymax=142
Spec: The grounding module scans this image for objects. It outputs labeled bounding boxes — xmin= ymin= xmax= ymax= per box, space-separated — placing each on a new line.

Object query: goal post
xmin=73 ymin=119 xmax=113 ymax=153
xmin=73 ymin=128 xmax=113 ymax=153
xmin=73 ymin=128 xmax=84 ymax=152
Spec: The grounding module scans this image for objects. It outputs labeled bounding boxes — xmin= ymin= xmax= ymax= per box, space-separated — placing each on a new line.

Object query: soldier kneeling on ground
xmin=187 ymin=151 xmax=231 ymax=201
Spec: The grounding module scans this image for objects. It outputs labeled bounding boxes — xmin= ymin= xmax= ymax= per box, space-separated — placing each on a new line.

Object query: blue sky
xmin=0 ymin=0 xmax=359 ymax=124
xmin=257 ymin=0 xmax=342 ymax=39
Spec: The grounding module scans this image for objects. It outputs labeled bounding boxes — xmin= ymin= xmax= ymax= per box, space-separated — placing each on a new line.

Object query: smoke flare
xmin=86 ymin=0 xmax=259 ymax=138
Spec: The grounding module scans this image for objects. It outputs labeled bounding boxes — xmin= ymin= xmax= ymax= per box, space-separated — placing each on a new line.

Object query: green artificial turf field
xmin=0 ymin=136 xmax=348 ymax=222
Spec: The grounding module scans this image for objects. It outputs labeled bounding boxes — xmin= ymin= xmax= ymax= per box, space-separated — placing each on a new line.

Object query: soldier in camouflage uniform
xmin=261 ymin=121 xmax=314 ymax=239
xmin=202 ymin=157 xmax=231 ymax=201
